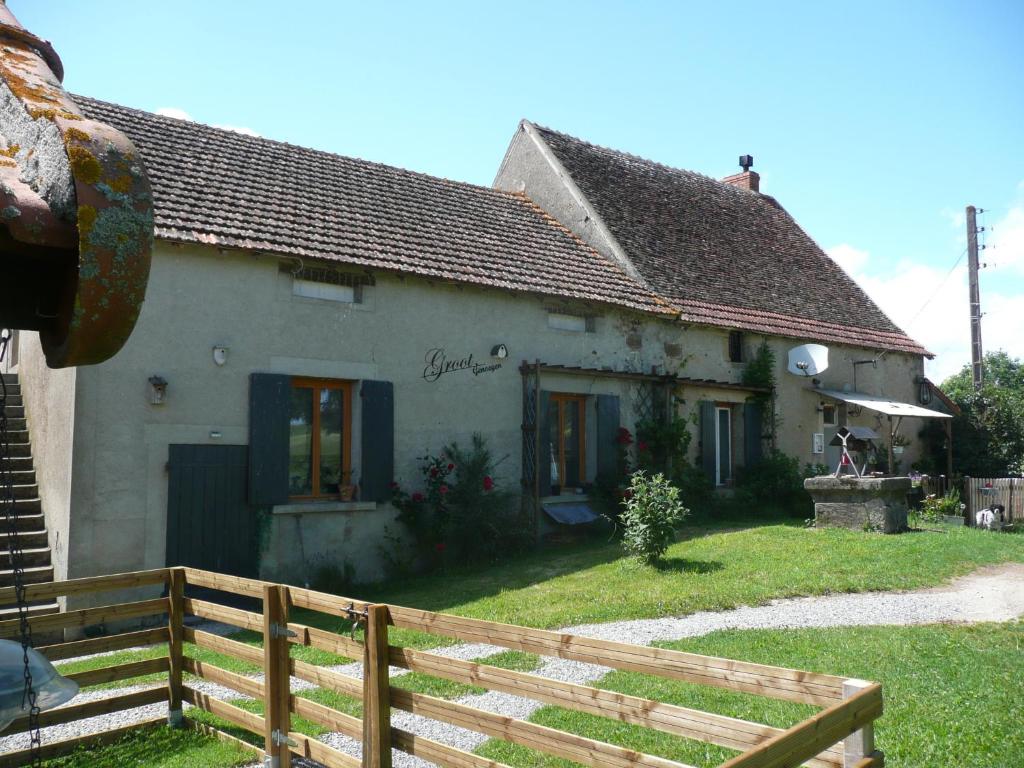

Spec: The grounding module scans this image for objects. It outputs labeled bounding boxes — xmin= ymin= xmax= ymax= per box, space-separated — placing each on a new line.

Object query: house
xmin=6 ymin=99 xmax=942 ymax=608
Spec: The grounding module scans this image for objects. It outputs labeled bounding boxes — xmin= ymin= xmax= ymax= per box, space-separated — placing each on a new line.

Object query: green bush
xmin=733 ymin=449 xmax=810 ymax=516
xmin=391 ymin=433 xmax=530 ymax=571
xmin=620 ymin=471 xmax=689 ymax=564
xmin=920 ymin=489 xmax=964 ymax=523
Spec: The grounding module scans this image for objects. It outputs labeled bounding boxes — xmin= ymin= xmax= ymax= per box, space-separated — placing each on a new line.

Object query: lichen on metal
xmin=0 ymin=0 xmax=152 ymax=367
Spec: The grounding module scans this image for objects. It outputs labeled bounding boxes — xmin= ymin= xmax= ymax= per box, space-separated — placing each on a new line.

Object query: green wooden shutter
xmin=360 ymin=380 xmax=394 ymax=502
xmin=538 ymin=391 xmax=552 ymax=497
xmin=744 ymin=401 xmax=764 ymax=467
xmin=699 ymin=400 xmax=716 ymax=483
xmin=249 ymin=373 xmax=291 ymax=506
xmin=596 ymin=394 xmax=621 ymax=478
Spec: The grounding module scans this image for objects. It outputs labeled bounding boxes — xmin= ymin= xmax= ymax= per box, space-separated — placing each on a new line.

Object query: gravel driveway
xmin=5 ymin=563 xmax=1023 ymax=766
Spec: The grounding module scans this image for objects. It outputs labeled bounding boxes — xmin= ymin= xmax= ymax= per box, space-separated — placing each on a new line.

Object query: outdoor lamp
xmin=0 ymin=639 xmax=78 ymax=730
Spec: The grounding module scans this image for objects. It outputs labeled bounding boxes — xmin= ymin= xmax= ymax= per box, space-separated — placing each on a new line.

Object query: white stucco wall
xmin=19 ymin=240 xmax=928 ymax=592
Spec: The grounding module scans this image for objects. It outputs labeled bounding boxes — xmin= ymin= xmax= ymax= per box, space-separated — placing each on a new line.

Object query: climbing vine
xmin=741 ymin=339 xmax=778 ymax=444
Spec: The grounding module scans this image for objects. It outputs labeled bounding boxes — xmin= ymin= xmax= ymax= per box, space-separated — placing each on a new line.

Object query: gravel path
xmin=5 ymin=563 xmax=1023 ymax=765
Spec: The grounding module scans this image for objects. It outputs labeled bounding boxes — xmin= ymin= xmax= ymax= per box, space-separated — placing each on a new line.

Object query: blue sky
xmin=15 ymin=1 xmax=1023 ymax=380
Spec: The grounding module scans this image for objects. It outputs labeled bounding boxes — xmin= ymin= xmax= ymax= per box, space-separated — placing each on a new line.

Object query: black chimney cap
xmin=739 ymin=155 xmax=754 ymax=172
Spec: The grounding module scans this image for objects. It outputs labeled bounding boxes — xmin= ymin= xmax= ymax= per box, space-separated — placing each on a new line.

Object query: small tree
xmin=620 ymin=472 xmax=688 ymax=564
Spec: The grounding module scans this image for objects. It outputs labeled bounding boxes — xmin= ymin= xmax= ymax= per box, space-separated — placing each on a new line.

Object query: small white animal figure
xmin=975 ymin=504 xmax=1005 ymax=530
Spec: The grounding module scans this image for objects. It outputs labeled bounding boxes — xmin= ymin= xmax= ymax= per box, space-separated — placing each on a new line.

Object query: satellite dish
xmin=787 ymin=344 xmax=829 ymax=377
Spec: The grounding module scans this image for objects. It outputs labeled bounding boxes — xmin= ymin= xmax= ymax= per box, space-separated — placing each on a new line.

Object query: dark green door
xmin=166 ymin=444 xmax=256 ymax=578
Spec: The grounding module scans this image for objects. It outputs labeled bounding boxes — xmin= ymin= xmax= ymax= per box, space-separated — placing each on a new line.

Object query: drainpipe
xmin=0 ymin=1 xmax=153 ymax=367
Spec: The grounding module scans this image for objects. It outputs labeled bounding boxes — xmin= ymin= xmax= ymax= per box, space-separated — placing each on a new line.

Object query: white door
xmin=715 ymin=407 xmax=732 ymax=486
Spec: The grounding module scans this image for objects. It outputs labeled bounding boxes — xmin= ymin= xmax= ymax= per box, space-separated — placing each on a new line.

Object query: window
xmin=715 ymin=405 xmax=732 ymax=486
xmin=293 ymin=279 xmax=359 ymax=303
xmin=288 ymin=378 xmax=352 ymax=498
xmin=822 ymin=403 xmax=838 ymax=427
xmin=548 ymin=394 xmax=587 ymax=492
xmin=728 ymin=331 xmax=743 ymax=363
xmin=548 ymin=312 xmax=595 ymax=333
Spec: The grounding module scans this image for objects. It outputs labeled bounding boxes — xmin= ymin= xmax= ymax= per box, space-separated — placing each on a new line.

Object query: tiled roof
xmin=530 ymin=124 xmax=930 ymax=356
xmin=73 ymin=97 xmax=672 ymax=316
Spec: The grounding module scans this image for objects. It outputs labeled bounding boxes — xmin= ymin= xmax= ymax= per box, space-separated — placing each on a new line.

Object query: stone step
xmin=0 ymin=455 xmax=32 ymax=472
xmin=0 ymin=546 xmax=51 ymax=567
xmin=0 ymin=565 xmax=53 ymax=587
xmin=6 ymin=429 xmax=28 ymax=444
xmin=6 ymin=469 xmax=34 ymax=486
xmin=0 ymin=602 xmax=60 ymax=621
xmin=4 ymin=417 xmax=25 ymax=431
xmin=10 ymin=484 xmax=37 ymax=500
xmin=0 ymin=529 xmax=48 ymax=549
xmin=0 ymin=373 xmax=17 ymax=385
xmin=0 ymin=512 xmax=45 ymax=532
xmin=5 ymin=498 xmax=41 ymax=515
xmin=5 ymin=442 xmax=30 ymax=458
xmin=2 ymin=396 xmax=23 ymax=409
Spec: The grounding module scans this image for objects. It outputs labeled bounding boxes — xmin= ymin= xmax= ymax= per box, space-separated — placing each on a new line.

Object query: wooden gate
xmin=964 ymin=476 xmax=1024 ymax=525
xmin=166 ymin=444 xmax=256 ymax=578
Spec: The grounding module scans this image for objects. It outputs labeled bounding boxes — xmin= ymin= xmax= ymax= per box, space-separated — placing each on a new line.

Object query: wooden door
xmin=166 ymin=444 xmax=256 ymax=578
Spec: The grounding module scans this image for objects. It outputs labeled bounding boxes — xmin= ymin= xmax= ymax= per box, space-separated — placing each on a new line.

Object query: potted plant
xmin=892 ymin=433 xmax=910 ymax=455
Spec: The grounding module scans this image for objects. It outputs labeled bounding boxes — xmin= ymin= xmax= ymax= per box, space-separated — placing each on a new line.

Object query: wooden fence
xmin=0 ymin=568 xmax=885 ymax=768
xmin=963 ymin=477 xmax=1024 ymax=525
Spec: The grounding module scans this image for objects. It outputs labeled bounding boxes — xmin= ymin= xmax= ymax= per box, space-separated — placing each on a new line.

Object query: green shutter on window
xmin=744 ymin=401 xmax=764 ymax=467
xmin=249 ymin=373 xmax=291 ymax=506
xmin=699 ymin=400 xmax=716 ymax=483
xmin=596 ymin=394 xmax=620 ymax=478
xmin=360 ymin=380 xmax=394 ymax=503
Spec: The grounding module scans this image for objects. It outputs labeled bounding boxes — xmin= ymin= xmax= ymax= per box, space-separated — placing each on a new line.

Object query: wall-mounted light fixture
xmin=148 ymin=376 xmax=167 ymax=405
xmin=212 ymin=346 xmax=228 ymax=366
xmin=490 ymin=343 xmax=509 ymax=360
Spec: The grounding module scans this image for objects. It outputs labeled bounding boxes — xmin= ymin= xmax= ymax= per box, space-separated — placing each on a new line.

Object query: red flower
xmin=483 ymin=476 xmax=495 ymax=491
xmin=616 ymin=427 xmax=633 ymax=445
xmin=637 ymin=441 xmax=649 ymax=452
xmin=447 ymin=463 xmax=455 ymax=471
xmin=435 ymin=542 xmax=446 ymax=552
xmin=623 ymin=489 xmax=633 ymax=501
xmin=430 ymin=467 xmax=439 ymax=478
xmin=439 ymin=484 xmax=449 ymax=495
xmin=412 ymin=491 xmax=424 ymax=502
xmin=388 ymin=481 xmax=399 ymax=490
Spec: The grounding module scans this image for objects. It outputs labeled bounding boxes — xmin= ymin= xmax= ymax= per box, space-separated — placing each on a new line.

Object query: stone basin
xmin=804 ymin=476 xmax=911 ymax=533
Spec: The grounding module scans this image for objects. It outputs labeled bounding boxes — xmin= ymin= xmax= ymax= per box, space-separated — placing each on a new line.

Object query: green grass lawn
xmin=38 ymin=725 xmax=254 ymax=767
xmin=361 ymin=519 xmax=1024 ymax=628
xmin=476 ymin=622 xmax=1024 ymax=768
xmin=29 ymin=520 xmax=1024 ymax=766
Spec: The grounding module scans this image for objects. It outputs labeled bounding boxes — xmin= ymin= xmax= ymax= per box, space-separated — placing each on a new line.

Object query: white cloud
xmin=827 ymin=243 xmax=870 ymax=275
xmin=827 ymin=195 xmax=1024 ymax=384
xmin=988 ymin=201 xmax=1024 ymax=273
xmin=155 ymin=106 xmax=192 ymax=120
xmin=155 ymin=107 xmax=260 ymax=137
xmin=213 ymin=124 xmax=260 ymax=137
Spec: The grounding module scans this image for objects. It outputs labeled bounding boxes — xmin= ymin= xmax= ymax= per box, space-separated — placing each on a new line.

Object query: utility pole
xmin=966 ymin=205 xmax=983 ymax=392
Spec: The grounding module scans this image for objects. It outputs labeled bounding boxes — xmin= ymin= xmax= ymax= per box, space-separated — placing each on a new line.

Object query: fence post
xmin=263 ymin=584 xmax=292 ymax=768
xmin=167 ymin=567 xmax=185 ymax=727
xmin=842 ymin=679 xmax=877 ymax=767
xmin=362 ymin=604 xmax=392 ymax=768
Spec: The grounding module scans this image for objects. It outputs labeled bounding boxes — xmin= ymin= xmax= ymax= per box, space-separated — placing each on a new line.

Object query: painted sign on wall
xmin=422 ymin=348 xmax=502 ymax=382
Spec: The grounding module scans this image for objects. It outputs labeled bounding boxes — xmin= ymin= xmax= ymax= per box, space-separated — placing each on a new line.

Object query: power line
xmin=903 ymin=245 xmax=968 ymax=328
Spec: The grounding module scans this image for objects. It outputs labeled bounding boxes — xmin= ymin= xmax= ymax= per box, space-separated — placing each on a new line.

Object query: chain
xmin=0 ymin=330 xmax=42 ymax=767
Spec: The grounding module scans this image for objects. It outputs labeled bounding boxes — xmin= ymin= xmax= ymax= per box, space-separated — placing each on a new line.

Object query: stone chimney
xmin=721 ymin=154 xmax=760 ymax=192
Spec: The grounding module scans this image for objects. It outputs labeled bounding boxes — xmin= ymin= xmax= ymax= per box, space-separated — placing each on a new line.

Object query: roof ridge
xmin=72 ymin=94 xmax=528 ymax=203
xmin=526 ymin=120 xmax=742 ymax=193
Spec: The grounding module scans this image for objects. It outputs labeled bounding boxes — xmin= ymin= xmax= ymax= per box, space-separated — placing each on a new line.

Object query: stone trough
xmin=804 ymin=476 xmax=911 ymax=533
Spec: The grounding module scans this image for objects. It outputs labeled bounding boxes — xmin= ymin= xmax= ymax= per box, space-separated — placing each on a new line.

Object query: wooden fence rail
xmin=0 ymin=567 xmax=885 ymax=768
